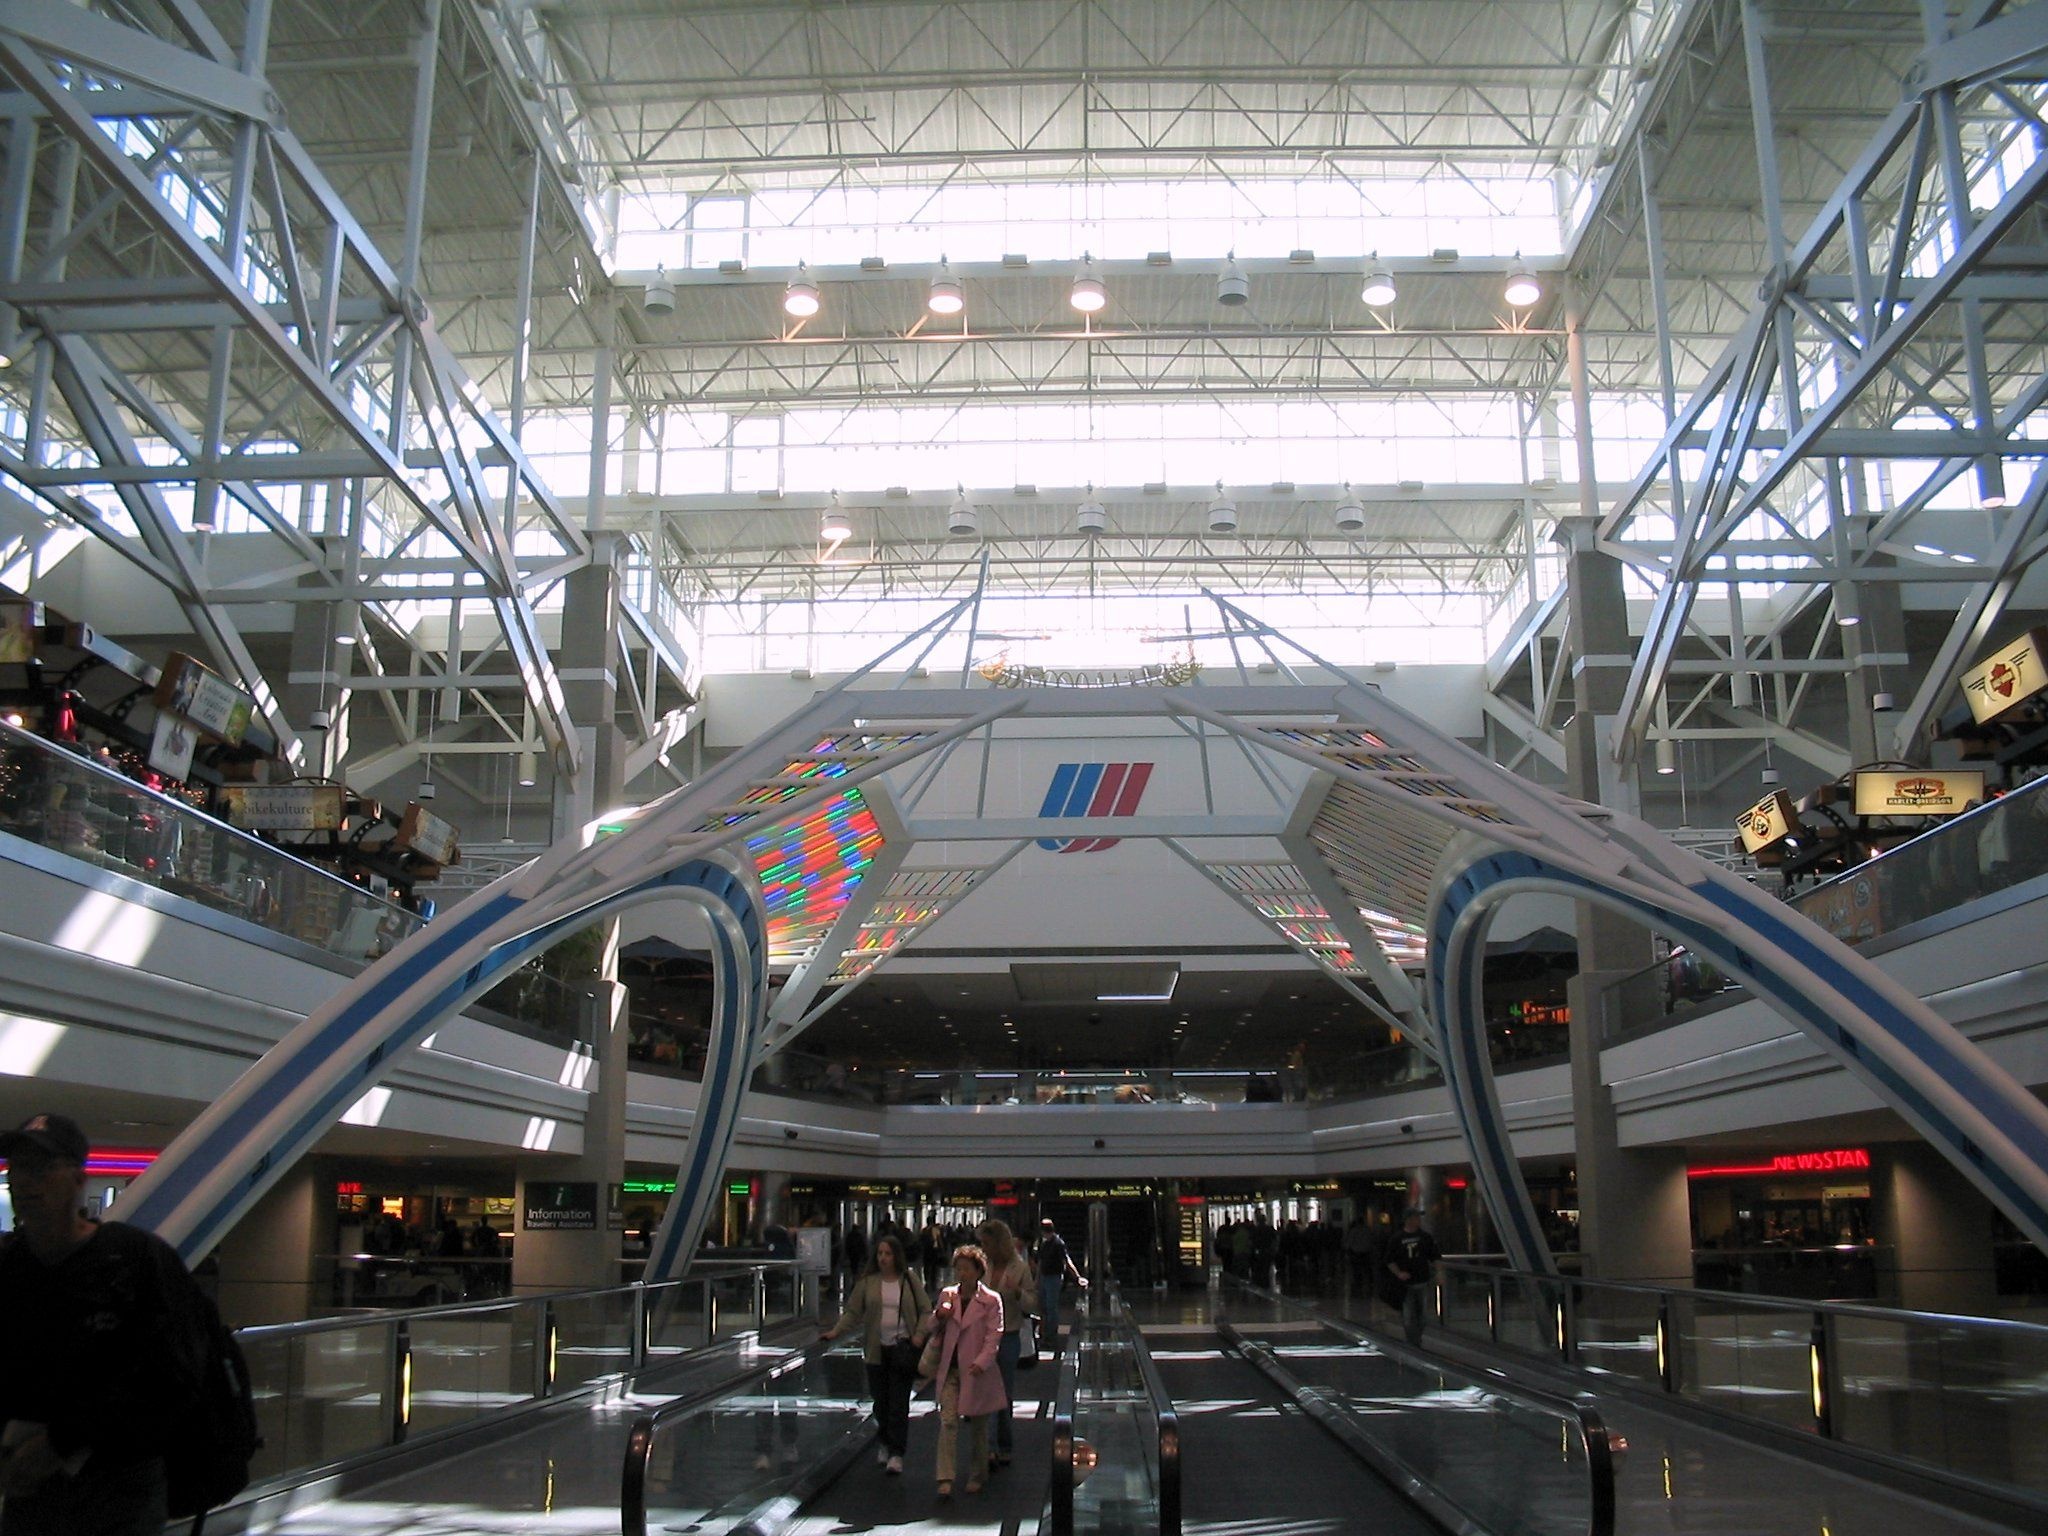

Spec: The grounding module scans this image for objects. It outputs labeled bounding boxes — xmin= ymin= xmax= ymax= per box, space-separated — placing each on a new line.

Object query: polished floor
xmin=245 ymin=1289 xmax=2032 ymax=1536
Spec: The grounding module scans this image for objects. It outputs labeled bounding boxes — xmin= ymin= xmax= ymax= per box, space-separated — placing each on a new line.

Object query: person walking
xmin=1382 ymin=1209 xmax=1442 ymax=1347
xmin=1033 ymin=1216 xmax=1087 ymax=1356
xmin=916 ymin=1244 xmax=1005 ymax=1499
xmin=974 ymin=1219 xmax=1033 ymax=1469
xmin=819 ymin=1233 xmax=929 ymax=1476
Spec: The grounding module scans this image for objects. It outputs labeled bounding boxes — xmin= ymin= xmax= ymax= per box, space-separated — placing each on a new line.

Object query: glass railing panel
xmin=1226 ymin=1295 xmax=1601 ymax=1536
xmin=709 ymin=1270 xmax=763 ymax=1340
xmin=1495 ymin=1271 xmax=1556 ymax=1357
xmin=644 ymin=1279 xmax=712 ymax=1358
xmin=0 ymin=717 xmax=421 ymax=962
xmin=408 ymin=1303 xmax=539 ymax=1437
xmin=244 ymin=1321 xmax=393 ymax=1480
xmin=1672 ymin=1293 xmax=1814 ymax=1433
xmin=1436 ymin=1264 xmax=1495 ymax=1344
xmin=1070 ymin=1326 xmax=1163 ymax=1533
xmin=632 ymin=1347 xmax=873 ymax=1536
xmin=551 ymin=1288 xmax=637 ymax=1390
xmin=1841 ymin=1315 xmax=2048 ymax=1495
xmin=1569 ymin=1281 xmax=1662 ymax=1387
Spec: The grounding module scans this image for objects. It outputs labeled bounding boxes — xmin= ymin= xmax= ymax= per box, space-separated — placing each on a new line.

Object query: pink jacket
xmin=929 ymin=1280 xmax=1007 ymax=1417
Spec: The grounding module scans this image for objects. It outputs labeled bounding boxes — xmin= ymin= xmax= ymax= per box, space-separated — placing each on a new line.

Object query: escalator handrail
xmin=1222 ymin=1276 xmax=1614 ymax=1536
xmin=1047 ymin=1311 xmax=1084 ymax=1536
xmin=620 ymin=1335 xmax=839 ymax=1536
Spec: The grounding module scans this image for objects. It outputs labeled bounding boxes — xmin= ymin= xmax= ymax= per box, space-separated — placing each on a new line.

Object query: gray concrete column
xmin=211 ymin=1160 xmax=323 ymax=1326
xmin=1875 ymin=1141 xmax=1997 ymax=1313
xmin=1556 ymin=515 xmax=1693 ymax=1281
xmin=513 ymin=535 xmax=628 ymax=1293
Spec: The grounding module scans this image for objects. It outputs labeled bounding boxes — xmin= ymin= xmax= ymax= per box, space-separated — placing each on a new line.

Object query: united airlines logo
xmin=1036 ymin=762 xmax=1154 ymax=852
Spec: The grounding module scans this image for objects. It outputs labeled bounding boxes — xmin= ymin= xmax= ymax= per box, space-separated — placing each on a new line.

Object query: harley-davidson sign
xmin=1852 ymin=769 xmax=1985 ymax=817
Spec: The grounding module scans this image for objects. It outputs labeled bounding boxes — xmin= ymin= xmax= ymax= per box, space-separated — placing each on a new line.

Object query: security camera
xmin=1400 ymin=1123 xmax=1415 ymax=1135
xmin=1092 ymin=1138 xmax=1106 ymax=1150
xmin=783 ymin=1127 xmax=798 ymax=1140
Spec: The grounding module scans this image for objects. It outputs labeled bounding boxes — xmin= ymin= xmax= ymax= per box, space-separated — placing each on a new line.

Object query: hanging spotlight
xmin=1361 ymin=259 xmax=1397 ymax=308
xmin=1069 ymin=255 xmax=1107 ymax=314
xmin=642 ymin=267 xmax=676 ymax=316
xmin=820 ymin=497 xmax=853 ymax=543
xmin=1334 ymin=496 xmax=1366 ymax=533
xmin=947 ymin=493 xmax=979 ymax=537
xmin=1503 ymin=256 xmax=1541 ymax=308
xmin=1217 ymin=254 xmax=1249 ymax=307
xmin=417 ymin=778 xmax=438 ymax=801
xmin=516 ymin=750 xmax=539 ymax=787
xmin=1077 ymin=497 xmax=1108 ymax=534
xmin=783 ymin=263 xmax=820 ymax=318
xmin=1977 ymin=454 xmax=2009 ymax=509
xmin=1654 ymin=738 xmax=1677 ymax=775
xmin=927 ymin=259 xmax=964 ymax=316
xmin=1760 ymin=765 xmax=1781 ymax=786
xmin=1207 ymin=488 xmax=1238 ymax=534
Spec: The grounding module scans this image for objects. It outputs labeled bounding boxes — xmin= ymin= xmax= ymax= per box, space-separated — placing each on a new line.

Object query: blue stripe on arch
xmin=129 ymin=891 xmax=527 ymax=1224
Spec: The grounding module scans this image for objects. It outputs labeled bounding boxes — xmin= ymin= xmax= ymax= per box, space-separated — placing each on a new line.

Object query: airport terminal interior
xmin=6 ymin=2 xmax=2048 ymax=1533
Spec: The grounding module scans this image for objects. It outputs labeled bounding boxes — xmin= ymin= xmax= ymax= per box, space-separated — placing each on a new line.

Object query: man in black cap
xmin=0 ymin=1112 xmax=201 ymax=1536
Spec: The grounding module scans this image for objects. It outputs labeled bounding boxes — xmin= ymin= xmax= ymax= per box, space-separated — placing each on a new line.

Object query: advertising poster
xmin=222 ymin=784 xmax=347 ymax=831
xmin=154 ymin=653 xmax=254 ymax=745
xmin=147 ymin=710 xmax=197 ymax=782
xmin=0 ymin=603 xmax=38 ymax=664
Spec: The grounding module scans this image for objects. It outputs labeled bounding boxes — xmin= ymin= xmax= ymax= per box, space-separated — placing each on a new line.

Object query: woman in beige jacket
xmin=821 ymin=1233 xmax=930 ymax=1475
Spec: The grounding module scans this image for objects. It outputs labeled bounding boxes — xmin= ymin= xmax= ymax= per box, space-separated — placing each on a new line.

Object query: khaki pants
xmin=936 ymin=1372 xmax=990 ymax=1484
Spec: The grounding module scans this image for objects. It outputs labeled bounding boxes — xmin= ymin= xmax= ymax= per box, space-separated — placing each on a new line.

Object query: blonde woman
xmin=975 ymin=1219 xmax=1033 ymax=1467
xmin=820 ymin=1233 xmax=929 ymax=1475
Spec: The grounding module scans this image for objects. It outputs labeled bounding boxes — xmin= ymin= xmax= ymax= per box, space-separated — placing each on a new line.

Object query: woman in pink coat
xmin=914 ymin=1242 xmax=1007 ymax=1497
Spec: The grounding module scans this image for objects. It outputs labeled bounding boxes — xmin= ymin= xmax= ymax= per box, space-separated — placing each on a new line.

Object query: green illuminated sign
xmin=623 ymin=1180 xmax=676 ymax=1196
xmin=728 ymin=1182 xmax=752 ymax=1195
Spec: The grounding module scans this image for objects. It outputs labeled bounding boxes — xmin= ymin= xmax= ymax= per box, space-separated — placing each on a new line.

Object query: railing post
xmin=1557 ymin=1280 xmax=1575 ymax=1363
xmin=706 ymin=1279 xmax=719 ymax=1344
xmin=755 ymin=1267 xmax=767 ymax=1331
xmin=1809 ymin=1312 xmax=1834 ymax=1437
xmin=539 ymin=1299 xmax=557 ymax=1398
xmin=1488 ymin=1271 xmax=1501 ymax=1344
xmin=632 ymin=1283 xmax=646 ymax=1372
xmin=1656 ymin=1297 xmax=1675 ymax=1394
xmin=391 ymin=1318 xmax=412 ymax=1446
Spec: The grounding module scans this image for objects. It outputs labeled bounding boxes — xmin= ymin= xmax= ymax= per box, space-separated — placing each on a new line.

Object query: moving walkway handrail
xmin=1223 ymin=1276 xmax=1614 ymax=1536
xmin=620 ymin=1335 xmax=836 ymax=1536
xmin=1435 ymin=1255 xmax=2048 ymax=1512
xmin=1435 ymin=1254 xmax=2048 ymax=1336
xmin=1051 ymin=1209 xmax=1180 ymax=1536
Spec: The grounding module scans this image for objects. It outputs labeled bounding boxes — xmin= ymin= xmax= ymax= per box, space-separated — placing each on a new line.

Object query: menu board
xmin=1851 ymin=770 xmax=1985 ymax=817
xmin=222 ymin=784 xmax=347 ymax=831
xmin=1961 ymin=629 xmax=2048 ymax=723
xmin=154 ymin=652 xmax=253 ymax=745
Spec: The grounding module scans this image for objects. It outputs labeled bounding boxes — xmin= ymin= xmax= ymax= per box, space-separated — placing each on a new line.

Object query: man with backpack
xmin=0 ymin=1111 xmax=254 ymax=1536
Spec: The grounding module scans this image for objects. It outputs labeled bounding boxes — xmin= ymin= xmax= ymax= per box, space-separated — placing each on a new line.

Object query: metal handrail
xmin=1223 ymin=1276 xmax=1615 ymax=1536
xmin=620 ymin=1336 xmax=837 ymax=1536
xmin=1434 ymin=1256 xmax=2048 ymax=1339
xmin=234 ymin=1262 xmax=797 ymax=1342
xmin=1046 ymin=1310 xmax=1084 ymax=1536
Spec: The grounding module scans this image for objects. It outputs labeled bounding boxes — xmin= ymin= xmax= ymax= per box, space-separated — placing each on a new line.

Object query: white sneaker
xmin=877 ymin=1445 xmax=892 ymax=1467
xmin=885 ymin=1455 xmax=903 ymax=1476
xmin=753 ymin=1454 xmax=772 ymax=1471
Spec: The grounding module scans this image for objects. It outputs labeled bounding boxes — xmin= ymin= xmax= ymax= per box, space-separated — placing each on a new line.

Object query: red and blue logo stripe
xmin=1037 ymin=762 xmax=1154 ymax=852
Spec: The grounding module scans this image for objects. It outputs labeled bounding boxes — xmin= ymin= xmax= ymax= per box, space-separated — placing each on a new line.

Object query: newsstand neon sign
xmin=1687 ymin=1147 xmax=1872 ymax=1178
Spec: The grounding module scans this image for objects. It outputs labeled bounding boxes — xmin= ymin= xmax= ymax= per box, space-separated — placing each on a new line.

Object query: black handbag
xmin=885 ymin=1337 xmax=922 ymax=1374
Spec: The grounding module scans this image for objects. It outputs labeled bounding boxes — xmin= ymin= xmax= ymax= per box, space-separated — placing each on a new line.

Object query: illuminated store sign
xmin=1962 ymin=628 xmax=2048 ymax=723
xmin=1736 ymin=789 xmax=1798 ymax=854
xmin=1688 ymin=1148 xmax=1872 ymax=1178
xmin=1851 ymin=770 xmax=1984 ymax=818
